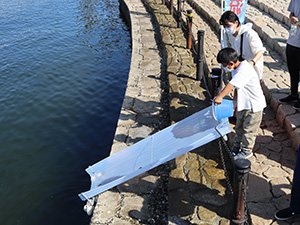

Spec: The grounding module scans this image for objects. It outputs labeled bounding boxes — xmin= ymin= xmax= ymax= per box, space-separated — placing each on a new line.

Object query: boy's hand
xmin=214 ymin=96 xmax=223 ymax=105
xmin=214 ymin=83 xmax=234 ymax=105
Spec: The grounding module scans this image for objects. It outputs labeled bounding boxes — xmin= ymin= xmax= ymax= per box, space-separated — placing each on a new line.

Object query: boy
xmin=214 ymin=48 xmax=266 ymax=160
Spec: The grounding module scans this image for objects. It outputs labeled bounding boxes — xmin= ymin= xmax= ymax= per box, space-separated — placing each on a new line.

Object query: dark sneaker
xmin=294 ymin=100 xmax=300 ymax=110
xmin=274 ymin=208 xmax=299 ymax=221
xmin=233 ymin=151 xmax=253 ymax=160
xmin=279 ymin=95 xmax=298 ymax=103
xmin=231 ymin=146 xmax=240 ymax=156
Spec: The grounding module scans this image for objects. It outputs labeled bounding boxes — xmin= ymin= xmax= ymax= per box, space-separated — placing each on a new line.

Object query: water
xmin=0 ymin=0 xmax=131 ymax=224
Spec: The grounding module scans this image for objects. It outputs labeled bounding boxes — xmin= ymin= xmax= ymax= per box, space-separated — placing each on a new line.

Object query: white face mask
xmin=224 ymin=27 xmax=236 ymax=35
xmin=224 ymin=66 xmax=234 ymax=72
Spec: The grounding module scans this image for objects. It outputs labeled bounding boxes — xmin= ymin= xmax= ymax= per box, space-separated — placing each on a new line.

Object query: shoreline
xmin=90 ymin=0 xmax=300 ymax=224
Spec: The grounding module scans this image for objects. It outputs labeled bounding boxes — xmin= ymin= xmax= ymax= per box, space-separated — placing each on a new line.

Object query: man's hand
xmin=290 ymin=13 xmax=299 ymax=26
xmin=291 ymin=16 xmax=298 ymax=25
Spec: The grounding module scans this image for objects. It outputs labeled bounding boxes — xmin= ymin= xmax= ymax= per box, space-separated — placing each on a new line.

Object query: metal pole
xmin=186 ymin=9 xmax=193 ymax=50
xmin=196 ymin=30 xmax=205 ymax=81
xmin=210 ymin=67 xmax=222 ymax=97
xmin=221 ymin=0 xmax=224 ymax=46
xmin=170 ymin=0 xmax=173 ymax=16
xmin=231 ymin=158 xmax=251 ymax=225
xmin=177 ymin=0 xmax=182 ymax=28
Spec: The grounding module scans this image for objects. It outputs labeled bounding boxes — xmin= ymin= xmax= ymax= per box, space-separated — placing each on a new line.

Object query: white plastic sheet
xmin=79 ymin=106 xmax=231 ymax=201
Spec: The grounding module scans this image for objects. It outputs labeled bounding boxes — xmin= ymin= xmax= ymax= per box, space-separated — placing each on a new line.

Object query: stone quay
xmin=89 ymin=0 xmax=300 ymax=224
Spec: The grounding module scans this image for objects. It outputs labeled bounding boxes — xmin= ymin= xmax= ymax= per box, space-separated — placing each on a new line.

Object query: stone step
xmin=248 ymin=0 xmax=290 ymax=26
xmin=178 ymin=0 xmax=300 ymax=149
xmin=187 ymin=0 xmax=290 ymax=62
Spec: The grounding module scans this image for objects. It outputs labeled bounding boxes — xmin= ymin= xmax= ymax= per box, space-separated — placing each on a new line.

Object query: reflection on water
xmin=0 ymin=0 xmax=131 ymax=224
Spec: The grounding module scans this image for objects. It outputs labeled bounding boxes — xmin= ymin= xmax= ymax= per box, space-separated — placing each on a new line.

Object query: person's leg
xmin=233 ymin=110 xmax=245 ymax=148
xmin=287 ymin=44 xmax=300 ymax=96
xmin=241 ymin=110 xmax=262 ymax=154
xmin=239 ymin=110 xmax=263 ymax=154
xmin=279 ymin=44 xmax=300 ymax=103
xmin=290 ymin=146 xmax=300 ymax=213
xmin=274 ymin=146 xmax=300 ymax=220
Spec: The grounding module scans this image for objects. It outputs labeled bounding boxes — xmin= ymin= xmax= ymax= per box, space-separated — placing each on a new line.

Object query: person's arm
xmin=290 ymin=12 xmax=295 ymax=18
xmin=233 ymin=89 xmax=237 ymax=108
xmin=249 ymin=51 xmax=263 ymax=66
xmin=214 ymin=83 xmax=235 ymax=105
xmin=246 ymin=29 xmax=265 ymax=66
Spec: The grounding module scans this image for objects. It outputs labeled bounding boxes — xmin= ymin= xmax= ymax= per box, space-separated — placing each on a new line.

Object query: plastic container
xmin=212 ymin=99 xmax=234 ymax=120
xmin=290 ymin=24 xmax=297 ymax=36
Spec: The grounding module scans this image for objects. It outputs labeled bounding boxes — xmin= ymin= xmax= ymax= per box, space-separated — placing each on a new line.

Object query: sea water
xmin=0 ymin=0 xmax=131 ymax=224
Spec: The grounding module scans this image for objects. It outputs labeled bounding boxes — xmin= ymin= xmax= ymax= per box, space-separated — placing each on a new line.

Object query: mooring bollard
xmin=210 ymin=67 xmax=222 ymax=97
xmin=196 ymin=30 xmax=205 ymax=81
xmin=231 ymin=158 xmax=251 ymax=225
xmin=186 ymin=9 xmax=193 ymax=50
xmin=177 ymin=0 xmax=182 ymax=28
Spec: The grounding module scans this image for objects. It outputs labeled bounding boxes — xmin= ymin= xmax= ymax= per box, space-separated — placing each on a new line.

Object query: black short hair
xmin=217 ymin=47 xmax=239 ymax=64
xmin=219 ymin=10 xmax=241 ymax=27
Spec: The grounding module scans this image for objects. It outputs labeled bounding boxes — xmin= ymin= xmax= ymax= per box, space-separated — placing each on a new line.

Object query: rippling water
xmin=0 ymin=0 xmax=131 ymax=224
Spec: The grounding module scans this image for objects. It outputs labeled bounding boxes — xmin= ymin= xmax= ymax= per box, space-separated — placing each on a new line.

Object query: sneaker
xmin=274 ymin=208 xmax=299 ymax=221
xmin=294 ymin=100 xmax=300 ymax=110
xmin=231 ymin=146 xmax=240 ymax=156
xmin=233 ymin=151 xmax=253 ymax=160
xmin=279 ymin=95 xmax=298 ymax=103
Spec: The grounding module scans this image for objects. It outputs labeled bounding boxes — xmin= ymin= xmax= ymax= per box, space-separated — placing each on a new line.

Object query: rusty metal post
xmin=196 ymin=30 xmax=205 ymax=81
xmin=186 ymin=9 xmax=193 ymax=50
xmin=231 ymin=158 xmax=251 ymax=225
xmin=177 ymin=0 xmax=182 ymax=28
xmin=170 ymin=0 xmax=173 ymax=15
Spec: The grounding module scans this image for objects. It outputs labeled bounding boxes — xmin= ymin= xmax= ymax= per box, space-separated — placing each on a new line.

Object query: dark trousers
xmin=286 ymin=44 xmax=300 ymax=96
xmin=290 ymin=145 xmax=300 ymax=213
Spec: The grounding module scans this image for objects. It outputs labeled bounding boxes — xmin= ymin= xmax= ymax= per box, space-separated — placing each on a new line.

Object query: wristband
xmin=251 ymin=59 xmax=256 ymax=65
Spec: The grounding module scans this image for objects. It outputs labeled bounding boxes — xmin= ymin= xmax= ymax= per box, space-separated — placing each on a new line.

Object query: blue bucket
xmin=212 ymin=99 xmax=234 ymax=120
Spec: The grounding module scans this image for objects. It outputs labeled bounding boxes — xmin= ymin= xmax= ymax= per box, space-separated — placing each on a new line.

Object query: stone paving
xmin=90 ymin=0 xmax=300 ymax=224
xmin=185 ymin=0 xmax=300 ymax=149
xmin=143 ymin=1 xmax=234 ymax=224
xmin=178 ymin=0 xmax=300 ymax=223
xmin=90 ymin=0 xmax=169 ymax=224
xmin=229 ymin=106 xmax=299 ymax=225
